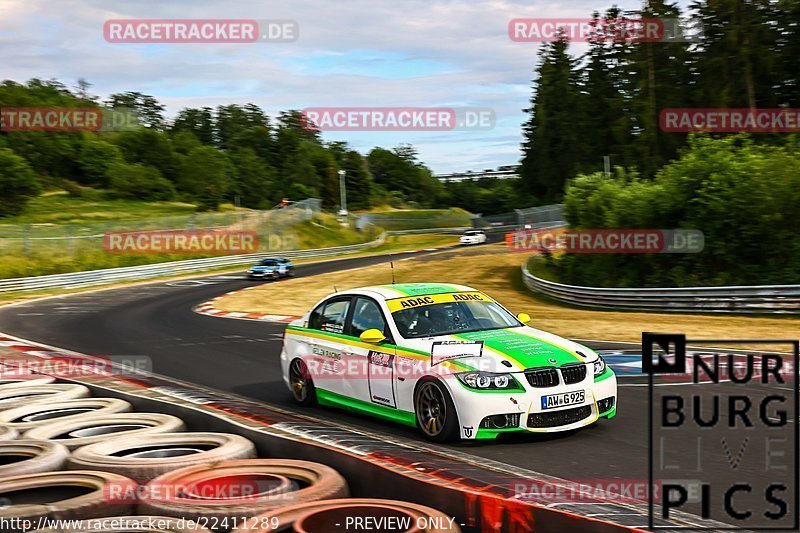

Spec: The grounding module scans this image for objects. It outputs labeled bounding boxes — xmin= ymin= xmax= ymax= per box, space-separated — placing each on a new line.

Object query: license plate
xmin=541 ymin=390 xmax=585 ymax=410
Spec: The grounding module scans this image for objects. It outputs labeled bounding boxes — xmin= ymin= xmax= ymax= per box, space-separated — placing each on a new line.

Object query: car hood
xmin=399 ymin=326 xmax=597 ymax=373
xmin=250 ymin=266 xmax=277 ymax=271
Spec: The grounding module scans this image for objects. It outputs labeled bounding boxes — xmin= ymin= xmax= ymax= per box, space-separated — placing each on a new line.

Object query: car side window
xmin=310 ymin=298 xmax=350 ymax=334
xmin=349 ymin=297 xmax=388 ymax=339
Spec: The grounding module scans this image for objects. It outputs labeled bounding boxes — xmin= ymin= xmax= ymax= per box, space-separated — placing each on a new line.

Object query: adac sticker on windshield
xmin=431 ymin=340 xmax=484 ymax=366
xmin=387 ymin=291 xmax=492 ymax=313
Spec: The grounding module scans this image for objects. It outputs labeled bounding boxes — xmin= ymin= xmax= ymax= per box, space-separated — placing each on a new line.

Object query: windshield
xmin=392 ymin=300 xmax=521 ymax=339
xmin=258 ymin=260 xmax=278 ymax=266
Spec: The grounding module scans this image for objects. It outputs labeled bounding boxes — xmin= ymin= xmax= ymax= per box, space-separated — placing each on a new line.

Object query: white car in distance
xmin=460 ymin=230 xmax=487 ymax=245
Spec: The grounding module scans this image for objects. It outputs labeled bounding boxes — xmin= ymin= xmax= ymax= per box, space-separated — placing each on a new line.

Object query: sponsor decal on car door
xmin=368 ymin=349 xmax=397 ymax=408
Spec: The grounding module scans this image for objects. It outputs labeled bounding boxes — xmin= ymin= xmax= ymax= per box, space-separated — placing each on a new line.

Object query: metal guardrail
xmin=0 ymin=234 xmax=388 ymax=294
xmin=521 ymin=262 xmax=800 ymax=314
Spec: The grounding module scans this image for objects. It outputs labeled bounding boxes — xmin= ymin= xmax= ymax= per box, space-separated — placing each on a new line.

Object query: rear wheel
xmin=289 ymin=359 xmax=317 ymax=406
xmin=414 ymin=380 xmax=459 ymax=443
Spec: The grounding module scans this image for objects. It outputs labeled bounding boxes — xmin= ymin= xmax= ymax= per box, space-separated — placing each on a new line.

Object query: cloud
xmin=0 ymin=0 xmax=651 ymax=172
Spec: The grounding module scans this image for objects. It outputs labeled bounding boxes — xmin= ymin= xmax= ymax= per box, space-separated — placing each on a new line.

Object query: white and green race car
xmin=280 ymin=283 xmax=617 ymax=442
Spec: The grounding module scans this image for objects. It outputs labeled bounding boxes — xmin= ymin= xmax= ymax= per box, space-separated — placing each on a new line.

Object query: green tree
xmin=628 ymin=0 xmax=693 ymax=176
xmin=215 ymin=104 xmax=268 ymax=150
xmin=107 ymin=162 xmax=175 ymax=201
xmin=106 ymin=91 xmax=166 ymax=129
xmin=113 ymin=128 xmax=178 ymax=181
xmin=229 ymin=148 xmax=276 ymax=208
xmin=172 ymin=107 xmax=215 ymax=145
xmin=177 ymin=146 xmax=233 ymax=210
xmin=77 ymin=140 xmax=123 ymax=186
xmin=690 ymin=0 xmax=780 ymax=108
xmin=519 ymin=33 xmax=582 ymax=201
xmin=558 ymin=135 xmax=800 ymax=286
xmin=0 ymin=148 xmax=41 ymax=217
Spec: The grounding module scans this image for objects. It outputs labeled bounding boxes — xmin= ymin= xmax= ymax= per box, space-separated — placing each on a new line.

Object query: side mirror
xmin=360 ymin=329 xmax=386 ymax=344
xmin=517 ymin=313 xmax=532 ymax=323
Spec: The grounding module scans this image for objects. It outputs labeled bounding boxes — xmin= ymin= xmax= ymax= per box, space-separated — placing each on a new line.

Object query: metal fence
xmin=521 ymin=263 xmax=800 ymax=314
xmin=473 ymin=204 xmax=565 ymax=229
xmin=356 ymin=210 xmax=474 ymax=231
xmin=0 ymin=233 xmax=387 ymax=294
xmin=0 ymin=198 xmax=322 ymax=259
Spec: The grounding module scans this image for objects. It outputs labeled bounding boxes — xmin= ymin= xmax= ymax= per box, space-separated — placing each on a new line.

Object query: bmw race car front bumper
xmin=444 ymin=366 xmax=617 ymax=440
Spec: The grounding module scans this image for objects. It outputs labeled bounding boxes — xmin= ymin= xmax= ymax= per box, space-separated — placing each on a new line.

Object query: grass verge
xmin=0 ymin=233 xmax=458 ymax=307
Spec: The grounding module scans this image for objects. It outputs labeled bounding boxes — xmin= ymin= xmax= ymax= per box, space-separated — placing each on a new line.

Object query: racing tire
xmin=67 ymin=432 xmax=257 ymax=484
xmin=232 ymin=498 xmax=460 ymax=533
xmin=0 ymin=426 xmax=18 ymax=440
xmin=33 ymin=516 xmax=212 ymax=532
xmin=288 ymin=358 xmax=317 ymax=407
xmin=0 ymin=440 xmax=69 ymax=477
xmin=0 ymin=384 xmax=91 ymax=411
xmin=414 ymin=379 xmax=460 ymax=443
xmin=0 ymin=398 xmax=132 ymax=432
xmin=23 ymin=413 xmax=186 ymax=450
xmin=139 ymin=459 xmax=349 ymax=523
xmin=0 ymin=471 xmax=137 ymax=528
xmin=0 ymin=375 xmax=56 ymax=389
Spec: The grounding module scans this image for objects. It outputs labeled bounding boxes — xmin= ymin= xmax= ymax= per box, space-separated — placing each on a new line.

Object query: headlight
xmin=593 ymin=356 xmax=607 ymax=376
xmin=456 ymin=371 xmax=519 ymax=390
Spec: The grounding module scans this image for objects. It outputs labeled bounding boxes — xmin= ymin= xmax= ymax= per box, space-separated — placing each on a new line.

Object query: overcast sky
xmin=2 ymin=0 xmax=656 ymax=173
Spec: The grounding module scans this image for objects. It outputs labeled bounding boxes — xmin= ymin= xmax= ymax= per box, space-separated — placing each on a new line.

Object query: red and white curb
xmin=194 ymin=288 xmax=299 ymax=324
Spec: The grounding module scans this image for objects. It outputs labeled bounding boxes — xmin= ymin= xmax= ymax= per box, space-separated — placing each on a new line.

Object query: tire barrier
xmin=0 ymin=398 xmax=132 ymax=432
xmin=67 ymin=432 xmax=257 ymax=484
xmin=0 ymin=375 xmax=56 ymax=389
xmin=0 ymin=384 xmax=91 ymax=411
xmin=0 ymin=334 xmax=637 ymax=532
xmin=24 ymin=413 xmax=186 ymax=450
xmin=234 ymin=499 xmax=461 ymax=533
xmin=33 ymin=515 xmax=212 ymax=532
xmin=0 ymin=440 xmax=69 ymax=478
xmin=0 ymin=425 xmax=18 ymax=440
xmin=0 ymin=471 xmax=137 ymax=531
xmin=139 ymin=459 xmax=349 ymax=526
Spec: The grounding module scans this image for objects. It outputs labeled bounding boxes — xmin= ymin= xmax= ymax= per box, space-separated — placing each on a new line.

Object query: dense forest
xmin=0 ymin=80 xmax=464 ymax=215
xmin=522 ymin=0 xmax=800 ymax=286
xmin=520 ymin=0 xmax=800 ymax=200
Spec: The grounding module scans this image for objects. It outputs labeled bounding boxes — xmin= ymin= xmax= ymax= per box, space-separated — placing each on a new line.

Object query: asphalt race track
xmin=0 ymin=245 xmax=795 ymax=526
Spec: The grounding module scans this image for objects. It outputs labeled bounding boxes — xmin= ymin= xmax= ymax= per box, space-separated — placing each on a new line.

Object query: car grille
xmin=528 ymin=405 xmax=592 ymax=428
xmin=561 ymin=364 xmax=587 ymax=385
xmin=525 ymin=368 xmax=559 ymax=388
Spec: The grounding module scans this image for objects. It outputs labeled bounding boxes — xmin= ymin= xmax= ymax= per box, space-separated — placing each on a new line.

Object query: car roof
xmin=338 ymin=283 xmax=479 ymax=301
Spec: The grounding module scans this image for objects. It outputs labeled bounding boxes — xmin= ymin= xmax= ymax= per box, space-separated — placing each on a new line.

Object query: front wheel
xmin=414 ymin=379 xmax=459 ymax=442
xmin=289 ymin=358 xmax=317 ymax=406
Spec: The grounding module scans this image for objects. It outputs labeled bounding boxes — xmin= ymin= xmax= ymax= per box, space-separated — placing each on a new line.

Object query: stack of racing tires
xmin=0 ymin=372 xmax=460 ymax=532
